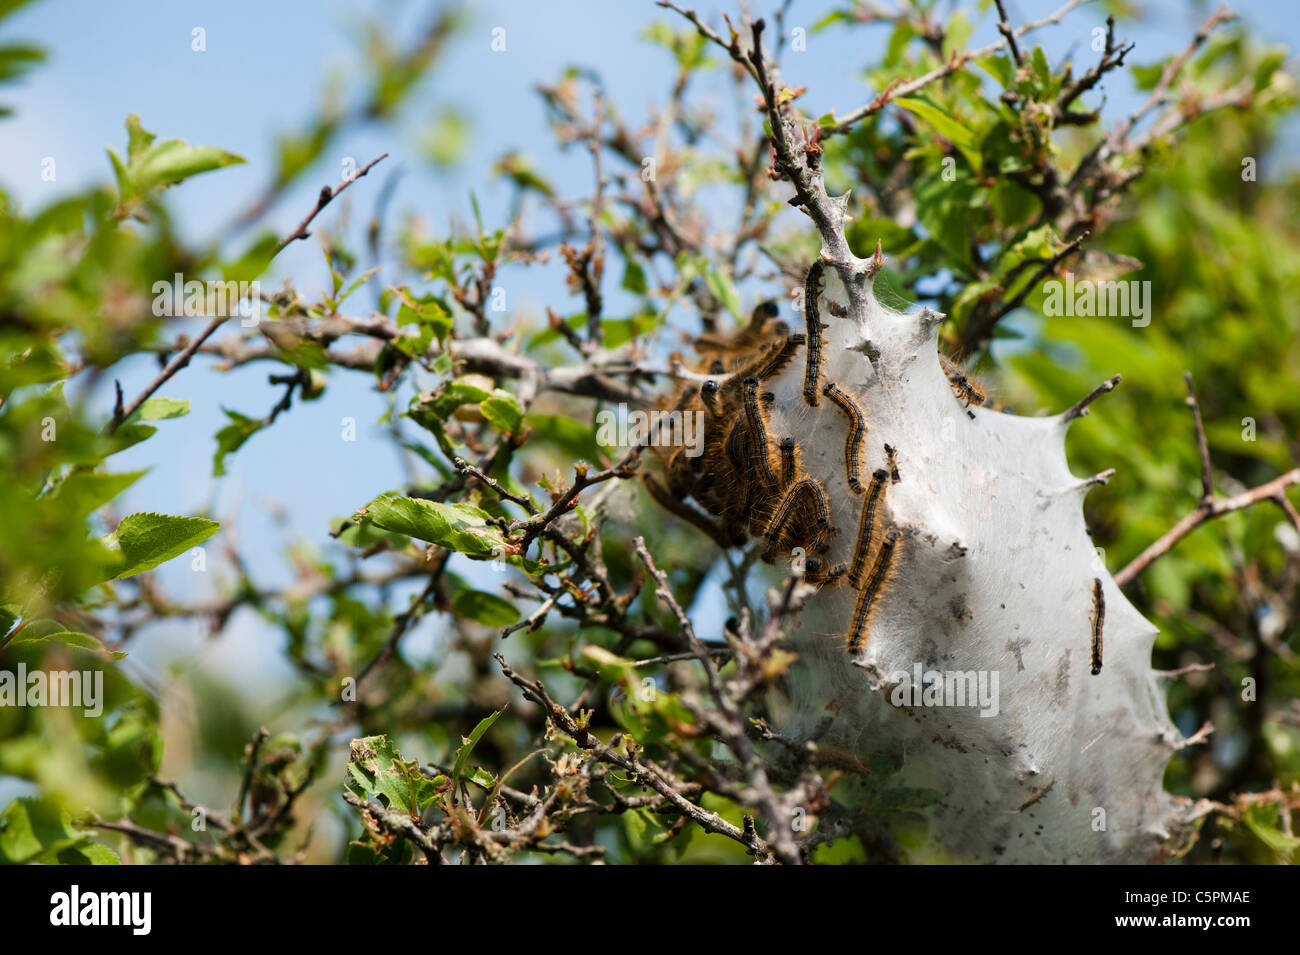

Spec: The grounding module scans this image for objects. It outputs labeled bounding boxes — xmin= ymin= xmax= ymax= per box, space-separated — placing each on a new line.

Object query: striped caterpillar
xmin=824 ymin=381 xmax=866 ymax=493
xmin=803 ymin=261 xmax=826 ymax=406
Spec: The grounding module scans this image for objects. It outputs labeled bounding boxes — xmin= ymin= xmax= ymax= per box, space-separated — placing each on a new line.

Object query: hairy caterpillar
xmin=764 ymin=477 xmax=832 ymax=554
xmin=803 ymin=261 xmax=825 ymax=406
xmin=779 ymin=437 xmax=798 ymax=488
xmin=743 ymin=376 xmax=780 ymax=490
xmin=823 ymin=381 xmax=866 ymax=493
xmin=939 ymin=353 xmax=986 ymax=418
xmin=849 ymin=468 xmax=890 ymax=587
xmin=756 ymin=333 xmax=806 ymax=381
xmin=847 ymin=527 xmax=900 ymax=654
xmin=1090 ymin=577 xmax=1105 ymax=676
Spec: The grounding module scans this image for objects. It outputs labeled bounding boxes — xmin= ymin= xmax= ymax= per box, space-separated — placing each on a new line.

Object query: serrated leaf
xmin=351 ymin=492 xmax=503 ymax=557
xmin=109 ymin=512 xmax=219 ymax=578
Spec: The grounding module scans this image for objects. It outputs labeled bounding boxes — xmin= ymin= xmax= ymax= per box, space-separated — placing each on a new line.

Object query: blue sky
xmin=3 ymin=0 xmax=1296 ymax=699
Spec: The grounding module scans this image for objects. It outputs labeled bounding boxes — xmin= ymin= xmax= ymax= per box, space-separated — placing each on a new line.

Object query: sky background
xmin=2 ymin=0 xmax=1297 ymax=717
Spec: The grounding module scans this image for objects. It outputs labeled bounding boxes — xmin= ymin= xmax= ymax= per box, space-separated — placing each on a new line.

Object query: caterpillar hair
xmin=808 ymin=561 xmax=847 ymax=583
xmin=764 ymin=477 xmax=832 ymax=552
xmin=1090 ymin=577 xmax=1105 ymax=676
xmin=803 ymin=261 xmax=825 ymax=406
xmin=823 ymin=381 xmax=866 ymax=493
xmin=756 ymin=333 xmax=806 ymax=381
xmin=847 ymin=527 xmax=900 ymax=655
xmin=848 ymin=468 xmax=890 ymax=587
xmin=940 ymin=353 xmax=986 ymax=418
xmin=743 ymin=375 xmax=780 ymax=490
xmin=725 ymin=419 xmax=748 ymax=470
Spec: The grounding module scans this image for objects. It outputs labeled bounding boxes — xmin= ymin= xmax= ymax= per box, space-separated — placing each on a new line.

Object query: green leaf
xmin=212 ymin=407 xmax=264 ymax=476
xmin=351 ymin=492 xmax=503 ymax=557
xmin=346 ymin=735 xmax=435 ymax=816
xmin=450 ymin=590 xmax=519 ymax=627
xmin=49 ymin=470 xmax=145 ymax=520
xmin=131 ymin=396 xmax=189 ymax=421
xmin=452 ymin=710 xmax=501 ymax=790
xmin=6 ymin=620 xmax=126 ymax=660
xmin=480 ymin=391 xmax=523 ymax=437
xmin=108 ymin=114 xmax=244 ymax=203
xmin=893 ymin=96 xmax=982 ymax=173
xmin=0 ymin=797 xmax=96 ymax=865
xmin=109 ymin=512 xmax=219 ymax=579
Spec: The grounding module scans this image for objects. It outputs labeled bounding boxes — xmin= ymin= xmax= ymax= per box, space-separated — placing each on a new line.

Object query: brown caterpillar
xmin=803 ymin=261 xmax=825 ymax=406
xmin=779 ymin=437 xmax=798 ymax=488
xmin=743 ymin=376 xmax=780 ymax=491
xmin=755 ymin=333 xmax=806 ymax=381
xmin=823 ymin=381 xmax=866 ymax=493
xmin=849 ymin=468 xmax=890 ymax=587
xmin=1090 ymin=577 xmax=1105 ymax=676
xmin=847 ymin=527 xmax=900 ymax=654
xmin=806 ymin=559 xmax=847 ymax=583
xmin=764 ymin=477 xmax=832 ymax=554
xmin=939 ymin=353 xmax=986 ymax=418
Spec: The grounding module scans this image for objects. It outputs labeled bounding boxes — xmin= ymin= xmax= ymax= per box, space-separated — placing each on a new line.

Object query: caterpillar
xmin=725 ymin=419 xmax=748 ymax=470
xmin=1090 ymin=577 xmax=1105 ymax=676
xmin=754 ymin=333 xmax=806 ymax=381
xmin=803 ymin=261 xmax=826 ymax=406
xmin=884 ymin=443 xmax=901 ymax=484
xmin=764 ymin=477 xmax=833 ymax=553
xmin=848 ymin=468 xmax=890 ymax=587
xmin=700 ymin=379 xmax=722 ymax=416
xmin=806 ymin=560 xmax=847 ymax=583
xmin=847 ymin=527 xmax=900 ymax=654
xmin=823 ymin=381 xmax=866 ymax=493
xmin=743 ymin=376 xmax=780 ymax=490
xmin=779 ymin=437 xmax=798 ymax=488
xmin=940 ymin=353 xmax=986 ymax=418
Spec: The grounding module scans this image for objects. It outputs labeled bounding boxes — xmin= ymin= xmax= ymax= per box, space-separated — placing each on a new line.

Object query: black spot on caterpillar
xmin=807 ymin=560 xmax=847 ymax=583
xmin=709 ymin=359 xmax=726 ymax=375
xmin=743 ymin=375 xmax=780 ymax=490
xmin=823 ymin=381 xmax=866 ymax=493
xmin=803 ymin=261 xmax=825 ymax=406
xmin=847 ymin=527 xmax=900 ymax=655
xmin=1090 ymin=577 xmax=1105 ymax=676
xmin=779 ymin=437 xmax=797 ymax=488
xmin=848 ymin=469 xmax=890 ymax=587
xmin=700 ymin=379 xmax=721 ymax=415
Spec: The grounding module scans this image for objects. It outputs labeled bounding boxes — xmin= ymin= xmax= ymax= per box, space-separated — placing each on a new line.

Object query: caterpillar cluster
xmin=645 ymin=262 xmax=978 ymax=655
